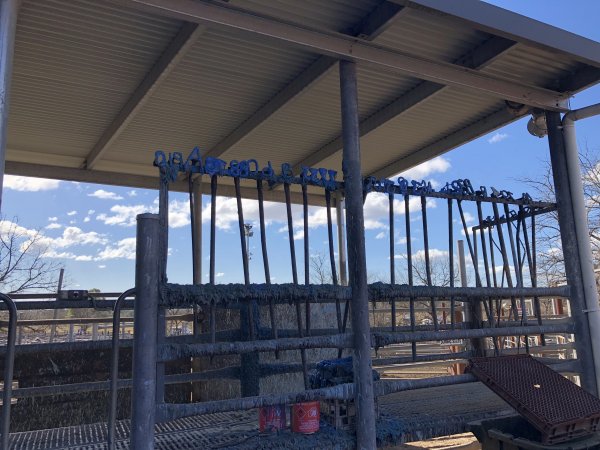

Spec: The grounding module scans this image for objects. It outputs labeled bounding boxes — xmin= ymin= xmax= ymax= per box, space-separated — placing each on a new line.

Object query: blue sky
xmin=3 ymin=1 xmax=600 ymax=293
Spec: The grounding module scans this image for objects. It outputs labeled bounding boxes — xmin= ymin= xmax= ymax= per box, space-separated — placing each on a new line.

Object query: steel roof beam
xmin=287 ymin=36 xmax=517 ymax=177
xmin=368 ymin=107 xmax=527 ymax=180
xmin=203 ymin=1 xmax=405 ymax=159
xmin=83 ymin=22 xmax=205 ymax=170
xmin=115 ymin=0 xmax=568 ymax=111
xmin=6 ymin=161 xmax=327 ymax=207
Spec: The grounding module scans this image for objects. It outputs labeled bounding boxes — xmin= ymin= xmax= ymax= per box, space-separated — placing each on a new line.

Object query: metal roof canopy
xmin=5 ymin=0 xmax=600 ymax=205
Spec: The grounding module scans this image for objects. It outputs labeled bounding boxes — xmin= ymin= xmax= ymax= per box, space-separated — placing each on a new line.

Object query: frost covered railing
xmin=128 ymin=150 xmax=578 ymax=444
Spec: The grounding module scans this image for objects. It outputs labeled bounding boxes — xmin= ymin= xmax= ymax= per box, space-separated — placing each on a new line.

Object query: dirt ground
xmin=387 ymin=433 xmax=481 ymax=450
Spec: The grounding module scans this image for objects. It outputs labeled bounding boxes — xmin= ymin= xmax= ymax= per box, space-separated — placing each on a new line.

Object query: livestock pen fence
xmin=128 ymin=149 xmax=580 ymax=444
xmin=0 ymin=150 xmax=582 ymax=449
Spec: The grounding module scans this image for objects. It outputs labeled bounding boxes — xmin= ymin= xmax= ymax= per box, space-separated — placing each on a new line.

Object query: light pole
xmin=244 ymin=223 xmax=253 ymax=261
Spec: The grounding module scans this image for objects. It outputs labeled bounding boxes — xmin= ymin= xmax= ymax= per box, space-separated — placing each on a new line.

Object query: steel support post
xmin=339 ymin=60 xmax=376 ymax=450
xmin=130 ymin=214 xmax=161 ymax=449
xmin=0 ymin=0 xmax=19 ymax=213
xmin=546 ymin=111 xmax=597 ymax=394
xmin=562 ymin=107 xmax=600 ymax=395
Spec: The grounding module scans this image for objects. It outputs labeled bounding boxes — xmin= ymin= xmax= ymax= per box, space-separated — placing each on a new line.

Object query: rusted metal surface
xmin=468 ymin=354 xmax=600 ymax=443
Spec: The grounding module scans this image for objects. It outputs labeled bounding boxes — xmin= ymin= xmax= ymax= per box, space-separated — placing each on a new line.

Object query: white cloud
xmin=43 ymin=250 xmax=94 ymax=261
xmin=488 ymin=132 xmax=509 ymax=144
xmin=33 ymin=226 xmax=107 ymax=250
xmin=87 ymin=210 xmax=95 ymax=215
xmin=97 ymin=204 xmax=149 ymax=227
xmin=88 ymin=189 xmax=124 ymax=200
xmin=396 ymin=156 xmax=451 ymax=180
xmin=98 ymin=265 xmax=107 ymax=269
xmin=4 ymin=175 xmax=61 ymax=191
xmin=375 ymin=231 xmax=386 ymax=240
xmin=414 ymin=248 xmax=449 ymax=259
xmin=128 ymin=190 xmax=137 ymax=197
xmin=96 ymin=199 xmax=190 ymax=228
xmin=169 ymin=200 xmax=191 ymax=228
xmin=83 ymin=217 xmax=91 ymax=223
xmin=67 ymin=211 xmax=77 ymax=216
xmin=216 ymin=272 xmax=225 ymax=277
xmin=45 ymin=223 xmax=62 ymax=230
xmin=96 ymin=237 xmax=137 ymax=260
xmin=48 ymin=217 xmax=58 ymax=222
xmin=363 ymin=192 xmax=436 ymax=230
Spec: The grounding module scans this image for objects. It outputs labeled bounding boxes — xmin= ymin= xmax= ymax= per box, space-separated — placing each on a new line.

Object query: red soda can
xmin=291 ymin=401 xmax=320 ymax=434
xmin=258 ymin=404 xmax=286 ymax=432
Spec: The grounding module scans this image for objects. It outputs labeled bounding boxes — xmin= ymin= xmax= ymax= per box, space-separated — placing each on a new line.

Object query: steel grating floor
xmin=10 ymin=383 xmax=514 ymax=449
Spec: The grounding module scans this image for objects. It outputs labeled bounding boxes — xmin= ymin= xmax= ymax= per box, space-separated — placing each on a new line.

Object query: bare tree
xmin=394 ymin=251 xmax=461 ymax=324
xmin=0 ymin=217 xmax=61 ymax=293
xmin=310 ymin=252 xmax=332 ymax=284
xmin=521 ymin=149 xmax=600 ymax=286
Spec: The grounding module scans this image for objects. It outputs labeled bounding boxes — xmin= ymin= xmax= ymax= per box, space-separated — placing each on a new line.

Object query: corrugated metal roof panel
xmin=7 ymin=0 xmax=182 ymax=161
xmin=103 ymin=26 xmax=320 ymax=166
xmin=318 ymin=88 xmax=503 ymax=176
xmin=482 ymin=45 xmax=581 ymax=90
xmin=374 ymin=7 xmax=491 ymax=63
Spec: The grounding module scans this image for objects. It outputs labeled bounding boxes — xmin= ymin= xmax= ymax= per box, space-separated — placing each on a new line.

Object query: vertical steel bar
xmin=458 ymin=201 xmax=491 ymax=322
xmin=235 ymin=177 xmax=259 ymax=397
xmin=336 ymin=194 xmax=348 ymax=286
xmin=421 ymin=196 xmax=438 ymax=330
xmin=504 ymin=204 xmax=528 ymax=331
xmin=209 ymin=175 xmax=218 ymax=343
xmin=405 ymin=195 xmax=417 ymax=360
xmin=108 ymin=288 xmax=135 ymax=450
xmin=504 ymin=203 xmax=529 ymax=349
xmin=234 ymin=177 xmax=253 ymax=337
xmin=390 ymin=192 xmax=396 ymax=331
xmin=130 ymin=214 xmax=161 ymax=450
xmin=191 ymin=177 xmax=203 ymax=339
xmin=0 ymin=0 xmax=19 ymax=213
xmin=339 ymin=59 xmax=376 ymax=450
xmin=546 ymin=110 xmax=597 ymax=393
xmin=257 ymin=179 xmax=278 ymax=357
xmin=476 ymin=202 xmax=494 ymax=326
xmin=337 ymin=196 xmax=351 ymax=335
xmin=488 ymin=226 xmax=502 ymax=322
xmin=302 ymin=184 xmax=311 ymax=335
xmin=284 ymin=182 xmax=309 ymax=389
xmin=458 ymin=241 xmax=485 ymax=356
xmin=326 ymin=190 xmax=342 ymax=331
xmin=49 ymin=268 xmax=64 ymax=343
xmin=491 ymin=202 xmax=518 ymax=320
xmin=524 ymin=210 xmax=545 ymax=345
xmin=448 ymin=199 xmax=455 ymax=329
xmin=0 ymin=294 xmax=16 ymax=450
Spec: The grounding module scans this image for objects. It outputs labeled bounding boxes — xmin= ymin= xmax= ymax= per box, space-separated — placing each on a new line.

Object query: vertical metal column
xmin=0 ymin=0 xmax=19 ymax=212
xmin=546 ymin=111 xmax=597 ymax=394
xmin=130 ymin=214 xmax=161 ymax=449
xmin=339 ymin=60 xmax=376 ymax=450
xmin=562 ymin=108 xmax=600 ymax=394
